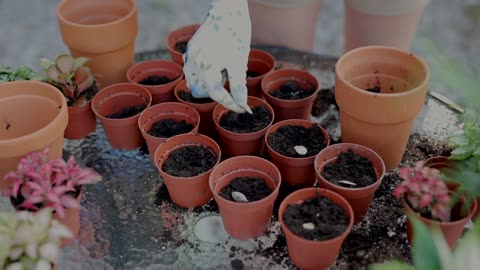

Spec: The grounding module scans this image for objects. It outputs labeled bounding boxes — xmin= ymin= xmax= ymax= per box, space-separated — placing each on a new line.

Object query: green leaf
xmin=55 ymin=54 xmax=74 ymax=74
xmin=410 ymin=217 xmax=442 ymax=270
xmin=73 ymin=57 xmax=89 ymax=70
xmin=213 ymin=23 xmax=220 ymax=32
xmin=369 ymin=261 xmax=413 ymax=270
xmin=39 ymin=58 xmax=54 ymax=69
xmin=448 ymin=134 xmax=467 ymax=147
xmin=450 ymin=145 xmax=474 ymax=160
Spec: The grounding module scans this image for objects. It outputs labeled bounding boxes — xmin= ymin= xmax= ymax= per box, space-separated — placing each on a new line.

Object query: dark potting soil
xmin=147 ymin=118 xmax=194 ymax=138
xmin=219 ymin=177 xmax=273 ymax=203
xmin=246 ymin=71 xmax=261 ymax=78
xmin=67 ymin=82 xmax=99 ymax=106
xmin=138 ymin=75 xmax=174 ymax=86
xmin=268 ymin=125 xmax=327 ymax=158
xmin=321 ymin=149 xmax=377 ymax=188
xmin=106 ymin=104 xmax=147 ymax=119
xmin=268 ymin=81 xmax=315 ymax=100
xmin=283 ymin=194 xmax=349 ymax=241
xmin=365 ymin=86 xmax=381 ymax=93
xmin=178 ymin=90 xmax=214 ymax=104
xmin=162 ymin=145 xmax=218 ymax=177
xmin=175 ymin=41 xmax=188 ymax=54
xmin=219 ymin=106 xmax=272 ymax=133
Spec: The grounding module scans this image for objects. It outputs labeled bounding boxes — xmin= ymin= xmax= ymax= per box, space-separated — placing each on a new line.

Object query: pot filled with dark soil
xmin=92 ymin=83 xmax=152 ymax=149
xmin=213 ymin=97 xmax=274 ymax=157
xmin=265 ymin=119 xmax=330 ymax=187
xmin=246 ymin=49 xmax=276 ymax=98
xmin=166 ymin=24 xmax=199 ymax=65
xmin=127 ymin=60 xmax=183 ymax=104
xmin=315 ymin=143 xmax=385 ymax=224
xmin=279 ymin=188 xmax=354 ymax=269
xmin=261 ymin=69 xmax=319 ymax=122
xmin=154 ymin=133 xmax=220 ymax=208
xmin=209 ymin=156 xmax=281 ymax=239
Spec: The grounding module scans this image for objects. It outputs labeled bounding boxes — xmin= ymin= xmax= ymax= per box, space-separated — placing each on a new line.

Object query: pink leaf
xmin=46 ymin=191 xmax=62 ymax=205
xmin=61 ymin=195 xmax=80 ymax=209
xmin=53 ymin=205 xmax=65 ymax=219
xmin=55 ymin=54 xmax=74 ymax=74
xmin=420 ymin=193 xmax=433 ymax=207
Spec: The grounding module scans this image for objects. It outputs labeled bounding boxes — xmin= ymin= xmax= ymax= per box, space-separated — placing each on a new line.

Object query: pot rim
xmin=174 ymin=80 xmax=217 ymax=106
xmin=261 ymin=69 xmax=320 ymax=104
xmin=166 ymin=24 xmax=200 ymax=55
xmin=247 ymin=49 xmax=276 ymax=79
xmin=126 ymin=60 xmax=183 ymax=88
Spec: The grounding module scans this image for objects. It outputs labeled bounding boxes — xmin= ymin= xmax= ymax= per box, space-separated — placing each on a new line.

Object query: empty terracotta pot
xmin=53 ymin=189 xmax=82 ymax=247
xmin=92 ymin=83 xmax=151 ymax=150
xmin=247 ymin=49 xmax=276 ymax=98
xmin=265 ymin=119 xmax=330 ymax=187
xmin=261 ymin=69 xmax=319 ymax=122
xmin=279 ymin=188 xmax=354 ymax=269
xmin=315 ymin=143 xmax=385 ymax=224
xmin=57 ymin=0 xmax=138 ymax=87
xmin=166 ymin=24 xmax=200 ymax=65
xmin=0 ymin=81 xmax=68 ymax=190
xmin=335 ymin=46 xmax=430 ymax=171
xmin=209 ymin=156 xmax=281 ymax=239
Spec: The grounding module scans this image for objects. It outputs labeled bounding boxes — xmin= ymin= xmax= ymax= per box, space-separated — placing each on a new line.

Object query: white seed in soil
xmin=294 ymin=145 xmax=308 ymax=155
xmin=302 ymin=222 xmax=315 ymax=230
xmin=338 ymin=180 xmax=357 ymax=186
xmin=231 ymin=191 xmax=249 ymax=202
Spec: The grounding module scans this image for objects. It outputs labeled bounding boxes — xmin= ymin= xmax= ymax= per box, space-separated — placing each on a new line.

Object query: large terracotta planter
xmin=247 ymin=49 xmax=276 ymax=98
xmin=261 ymin=69 xmax=319 ymax=122
xmin=209 ymin=156 xmax=281 ymax=239
xmin=92 ymin=83 xmax=152 ymax=150
xmin=315 ymin=143 xmax=385 ymax=224
xmin=0 ymin=81 xmax=68 ymax=190
xmin=154 ymin=133 xmax=221 ymax=208
xmin=166 ymin=24 xmax=199 ymax=65
xmin=279 ymin=188 xmax=354 ymax=269
xmin=57 ymin=0 xmax=138 ymax=87
xmin=335 ymin=46 xmax=430 ymax=171
xmin=53 ymin=189 xmax=82 ymax=247
xmin=127 ymin=60 xmax=184 ymax=104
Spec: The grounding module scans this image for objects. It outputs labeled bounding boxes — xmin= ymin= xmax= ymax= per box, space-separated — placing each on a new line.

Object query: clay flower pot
xmin=53 ymin=189 xmax=82 ymax=247
xmin=166 ymin=24 xmax=200 ymax=65
xmin=92 ymin=83 xmax=152 ymax=150
xmin=213 ymin=97 xmax=274 ymax=157
xmin=138 ymin=102 xmax=200 ymax=161
xmin=261 ymin=69 xmax=319 ymax=122
xmin=154 ymin=133 xmax=221 ymax=208
xmin=127 ymin=60 xmax=184 ymax=104
xmin=209 ymin=156 xmax=281 ymax=239
xmin=315 ymin=143 xmax=385 ymax=224
xmin=335 ymin=46 xmax=430 ymax=171
xmin=344 ymin=0 xmax=431 ymax=52
xmin=57 ymin=0 xmax=138 ymax=87
xmin=279 ymin=188 xmax=354 ymax=269
xmin=265 ymin=119 xmax=330 ymax=187
xmin=64 ymin=82 xmax=100 ymax=140
xmin=246 ymin=49 xmax=276 ymax=98
xmin=0 ymin=81 xmax=68 ymax=190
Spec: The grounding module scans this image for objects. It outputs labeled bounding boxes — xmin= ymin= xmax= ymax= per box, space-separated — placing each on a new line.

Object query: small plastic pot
xmin=209 ymin=156 xmax=281 ymax=239
xmin=166 ymin=24 xmax=200 ymax=65
xmin=154 ymin=133 xmax=221 ymax=208
xmin=315 ymin=143 xmax=385 ymax=224
xmin=127 ymin=60 xmax=184 ymax=104
xmin=92 ymin=83 xmax=152 ymax=150
xmin=246 ymin=49 xmax=276 ymax=98
xmin=53 ymin=188 xmax=82 ymax=247
xmin=265 ymin=119 xmax=330 ymax=187
xmin=279 ymin=188 xmax=354 ymax=269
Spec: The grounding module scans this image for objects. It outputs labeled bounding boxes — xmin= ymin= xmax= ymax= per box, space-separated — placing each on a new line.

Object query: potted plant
xmin=0 ymin=65 xmax=43 ymax=82
xmin=166 ymin=24 xmax=200 ymax=65
xmin=278 ymin=188 xmax=354 ymax=269
xmin=246 ymin=49 xmax=276 ymax=98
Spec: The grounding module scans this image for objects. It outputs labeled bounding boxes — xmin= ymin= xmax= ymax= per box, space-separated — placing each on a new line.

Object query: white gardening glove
xmin=184 ymin=0 xmax=252 ymax=114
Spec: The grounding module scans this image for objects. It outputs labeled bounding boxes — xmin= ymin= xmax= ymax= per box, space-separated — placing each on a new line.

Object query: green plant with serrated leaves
xmin=0 ymin=65 xmax=43 ymax=82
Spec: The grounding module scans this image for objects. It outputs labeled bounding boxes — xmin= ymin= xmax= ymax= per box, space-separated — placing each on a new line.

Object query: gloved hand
xmin=183 ymin=0 xmax=252 ymax=114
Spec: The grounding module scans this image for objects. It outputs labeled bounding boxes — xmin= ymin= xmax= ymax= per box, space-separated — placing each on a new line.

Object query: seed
xmin=302 ymin=222 xmax=315 ymax=230
xmin=294 ymin=145 xmax=308 ymax=155
xmin=231 ymin=191 xmax=248 ymax=202
xmin=338 ymin=180 xmax=357 ymax=186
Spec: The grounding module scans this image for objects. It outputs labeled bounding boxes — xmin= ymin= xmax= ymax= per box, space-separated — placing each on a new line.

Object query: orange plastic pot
xmin=265 ymin=119 xmax=330 ymax=187
xmin=166 ymin=24 xmax=200 ymax=65
xmin=64 ymin=100 xmax=96 ymax=139
xmin=279 ymin=188 xmax=354 ymax=269
xmin=213 ymin=97 xmax=274 ymax=158
xmin=127 ymin=60 xmax=184 ymax=104
xmin=247 ymin=49 xmax=276 ymax=98
xmin=335 ymin=46 xmax=430 ymax=171
xmin=261 ymin=69 xmax=319 ymax=122
xmin=57 ymin=0 xmax=138 ymax=87
xmin=92 ymin=83 xmax=151 ymax=150
xmin=209 ymin=156 xmax=281 ymax=239
xmin=53 ymin=189 xmax=82 ymax=247
xmin=138 ymin=102 xmax=200 ymax=161
xmin=0 ymin=81 xmax=68 ymax=190
xmin=154 ymin=133 xmax=221 ymax=208
xmin=315 ymin=143 xmax=385 ymax=224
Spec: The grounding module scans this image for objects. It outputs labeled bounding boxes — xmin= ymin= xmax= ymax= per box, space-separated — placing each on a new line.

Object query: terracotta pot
xmin=53 ymin=189 xmax=82 ymax=247
xmin=92 ymin=83 xmax=152 ymax=150
xmin=246 ymin=49 xmax=276 ymax=98
xmin=265 ymin=119 xmax=330 ymax=187
xmin=56 ymin=0 xmax=138 ymax=87
xmin=166 ymin=24 xmax=200 ymax=65
xmin=279 ymin=188 xmax=354 ymax=269
xmin=209 ymin=156 xmax=281 ymax=239
xmin=261 ymin=69 xmax=319 ymax=123
xmin=64 ymin=100 xmax=96 ymax=139
xmin=127 ymin=60 xmax=184 ymax=104
xmin=138 ymin=102 xmax=200 ymax=161
xmin=213 ymin=97 xmax=274 ymax=158
xmin=423 ymin=156 xmax=460 ymax=191
xmin=335 ymin=46 xmax=430 ymax=171
xmin=315 ymin=143 xmax=385 ymax=224
xmin=344 ymin=0 xmax=430 ymax=52
xmin=0 ymin=81 xmax=68 ymax=190
xmin=154 ymin=133 xmax=221 ymax=208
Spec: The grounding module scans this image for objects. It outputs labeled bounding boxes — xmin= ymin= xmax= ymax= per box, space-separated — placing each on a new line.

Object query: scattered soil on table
xmin=162 ymin=145 xmax=218 ymax=177
xmin=231 ymin=259 xmax=245 ymax=270
xmin=283 ymin=194 xmax=349 ymax=241
xmin=178 ymin=90 xmax=214 ymax=104
xmin=311 ymin=87 xmax=337 ymax=117
xmin=175 ymin=41 xmax=188 ymax=54
xmin=138 ymin=75 xmax=175 ymax=86
xmin=365 ymin=86 xmax=381 ymax=93
xmin=219 ymin=177 xmax=273 ymax=202
xmin=269 ymin=81 xmax=315 ymax=100
xmin=268 ymin=125 xmax=327 ymax=158
xmin=219 ymin=106 xmax=272 ymax=133
xmin=106 ymin=104 xmax=147 ymax=119
xmin=147 ymin=118 xmax=194 ymax=138
xmin=246 ymin=71 xmax=261 ymax=78
xmin=321 ymin=149 xmax=377 ymax=188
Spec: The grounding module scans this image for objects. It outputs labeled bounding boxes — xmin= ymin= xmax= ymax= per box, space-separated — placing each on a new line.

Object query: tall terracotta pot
xmin=57 ymin=0 xmax=138 ymax=87
xmin=335 ymin=46 xmax=430 ymax=171
xmin=247 ymin=49 xmax=276 ymax=98
xmin=0 ymin=81 xmax=68 ymax=190
xmin=166 ymin=24 xmax=200 ymax=65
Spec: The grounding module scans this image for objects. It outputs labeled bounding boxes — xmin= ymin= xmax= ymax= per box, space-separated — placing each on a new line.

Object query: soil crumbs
xmin=219 ymin=106 xmax=272 ymax=133
xmin=365 ymin=86 xmax=381 ymax=93
xmin=175 ymin=41 xmax=188 ymax=54
xmin=178 ymin=90 xmax=214 ymax=104
xmin=162 ymin=145 xmax=217 ymax=177
xmin=269 ymin=81 xmax=315 ymax=100
xmin=106 ymin=104 xmax=147 ymax=119
xmin=268 ymin=125 xmax=327 ymax=158
xmin=147 ymin=118 xmax=194 ymax=138
xmin=219 ymin=177 xmax=272 ymax=203
xmin=139 ymin=75 xmax=174 ymax=85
